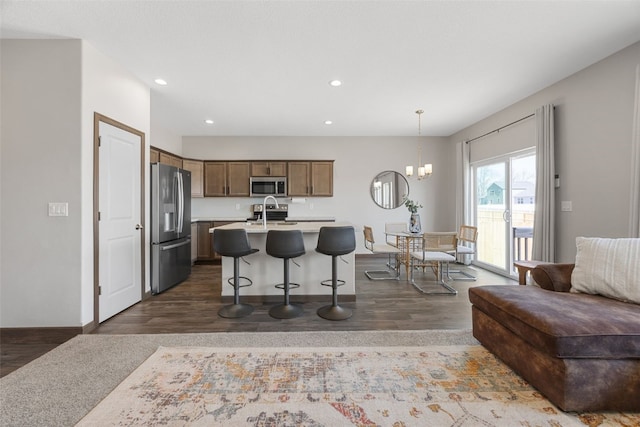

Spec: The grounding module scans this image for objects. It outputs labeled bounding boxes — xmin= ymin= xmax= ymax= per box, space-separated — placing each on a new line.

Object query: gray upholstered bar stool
xmin=316 ymin=226 xmax=356 ymax=321
xmin=266 ymin=229 xmax=306 ymax=319
xmin=212 ymin=228 xmax=259 ymax=318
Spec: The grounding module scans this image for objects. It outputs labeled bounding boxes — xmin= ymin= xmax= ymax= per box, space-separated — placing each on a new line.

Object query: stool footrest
xmin=227 ymin=276 xmax=253 ymax=288
xmin=275 ymin=282 xmax=301 ymax=290
xmin=320 ymin=279 xmax=346 ymax=288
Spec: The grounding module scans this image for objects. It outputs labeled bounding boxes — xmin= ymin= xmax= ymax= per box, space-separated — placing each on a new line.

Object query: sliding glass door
xmin=473 ymin=149 xmax=536 ymax=277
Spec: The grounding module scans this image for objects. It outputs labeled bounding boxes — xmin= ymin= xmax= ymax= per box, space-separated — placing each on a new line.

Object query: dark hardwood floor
xmin=1 ymin=257 xmax=515 ymax=377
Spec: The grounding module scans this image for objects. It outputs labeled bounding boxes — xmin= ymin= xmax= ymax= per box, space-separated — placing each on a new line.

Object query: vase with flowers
xmin=405 ymin=198 xmax=423 ymax=233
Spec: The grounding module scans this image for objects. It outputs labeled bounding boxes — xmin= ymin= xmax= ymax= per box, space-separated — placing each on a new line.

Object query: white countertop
xmin=286 ymin=216 xmax=336 ymax=222
xmin=210 ymin=221 xmax=351 ymax=233
xmin=192 ymin=217 xmax=247 ymax=223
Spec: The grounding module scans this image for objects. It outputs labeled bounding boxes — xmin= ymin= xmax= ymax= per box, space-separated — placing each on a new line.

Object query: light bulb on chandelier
xmin=405 ymin=109 xmax=433 ymax=180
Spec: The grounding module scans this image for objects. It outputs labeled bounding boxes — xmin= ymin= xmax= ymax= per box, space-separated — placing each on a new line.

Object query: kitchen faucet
xmin=262 ymin=195 xmax=279 ymax=229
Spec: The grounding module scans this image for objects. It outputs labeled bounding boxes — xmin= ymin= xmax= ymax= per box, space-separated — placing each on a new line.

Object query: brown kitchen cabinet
xmin=204 ymin=161 xmax=250 ymax=197
xmin=196 ymin=221 xmax=214 ymax=261
xmin=250 ymin=161 xmax=286 ymax=177
xmin=287 ymin=161 xmax=333 ymax=197
xmin=190 ymin=222 xmax=198 ymax=264
xmin=204 ymin=162 xmax=227 ymax=197
xmin=159 ymin=152 xmax=182 ymax=169
xmin=150 ymin=148 xmax=160 ymax=163
xmin=196 ymin=220 xmax=237 ymax=262
xmin=227 ymin=162 xmax=250 ymax=196
xmin=182 ymin=159 xmax=204 ymax=198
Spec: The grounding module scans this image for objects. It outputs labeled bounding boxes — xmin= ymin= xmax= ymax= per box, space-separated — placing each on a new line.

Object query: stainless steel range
xmin=251 ymin=203 xmax=288 ymax=221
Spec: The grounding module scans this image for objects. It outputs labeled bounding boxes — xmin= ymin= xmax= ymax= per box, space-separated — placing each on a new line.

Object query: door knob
xmin=135 ymin=224 xmax=144 ymax=230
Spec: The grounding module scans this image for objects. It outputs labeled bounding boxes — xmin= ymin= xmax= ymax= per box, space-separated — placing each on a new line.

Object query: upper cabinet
xmin=159 ymin=152 xmax=182 ymax=169
xmin=182 ymin=159 xmax=204 ymax=198
xmin=227 ymin=162 xmax=250 ymax=196
xmin=150 ymin=148 xmax=160 ymax=163
xmin=204 ymin=162 xmax=227 ymax=197
xmin=204 ymin=161 xmax=250 ymax=197
xmin=151 ymin=147 xmax=333 ymax=198
xmin=287 ymin=161 xmax=333 ymax=197
xmin=311 ymin=161 xmax=334 ymax=196
xmin=251 ymin=161 xmax=287 ymax=177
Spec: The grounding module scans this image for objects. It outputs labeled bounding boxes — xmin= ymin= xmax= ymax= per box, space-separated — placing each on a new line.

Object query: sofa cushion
xmin=571 ymin=237 xmax=640 ymax=304
xmin=469 ymin=285 xmax=640 ymax=359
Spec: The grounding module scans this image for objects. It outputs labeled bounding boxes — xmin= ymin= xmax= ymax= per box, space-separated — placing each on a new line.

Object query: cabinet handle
xmin=267 ymin=166 xmax=271 ymax=175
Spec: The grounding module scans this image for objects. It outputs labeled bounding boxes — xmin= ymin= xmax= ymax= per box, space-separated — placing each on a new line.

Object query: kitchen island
xmin=210 ymin=221 xmax=355 ymax=300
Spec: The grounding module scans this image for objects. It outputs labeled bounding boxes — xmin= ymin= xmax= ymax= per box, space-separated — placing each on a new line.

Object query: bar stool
xmin=212 ymin=228 xmax=259 ymax=318
xmin=266 ymin=229 xmax=306 ymax=319
xmin=316 ymin=226 xmax=356 ymax=321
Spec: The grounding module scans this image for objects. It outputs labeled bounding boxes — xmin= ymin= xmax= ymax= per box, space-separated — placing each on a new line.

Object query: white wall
xmin=449 ymin=41 xmax=640 ymax=262
xmin=183 ymin=136 xmax=455 ymax=252
xmin=150 ymin=119 xmax=182 ymax=155
xmin=0 ymin=40 xmax=150 ymax=328
xmin=81 ymin=41 xmax=151 ymax=322
xmin=1 ymin=40 xmax=83 ymax=327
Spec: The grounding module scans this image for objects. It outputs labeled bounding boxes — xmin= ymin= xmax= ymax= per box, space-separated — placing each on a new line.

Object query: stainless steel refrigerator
xmin=151 ymin=163 xmax=192 ymax=294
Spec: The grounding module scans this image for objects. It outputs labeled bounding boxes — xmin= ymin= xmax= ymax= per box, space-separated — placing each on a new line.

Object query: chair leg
xmin=410 ymin=260 xmax=458 ymax=295
xmin=218 ymin=257 xmax=254 ymax=318
xmin=365 ymin=254 xmax=400 ymax=280
xmin=318 ymin=256 xmax=352 ymax=321
xmin=269 ymin=259 xmax=303 ymax=319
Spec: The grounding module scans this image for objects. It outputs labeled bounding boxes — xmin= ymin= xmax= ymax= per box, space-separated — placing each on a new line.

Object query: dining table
xmin=386 ymin=230 xmax=459 ymax=295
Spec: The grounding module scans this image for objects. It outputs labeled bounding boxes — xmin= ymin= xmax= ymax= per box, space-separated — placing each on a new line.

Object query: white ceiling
xmin=2 ymin=1 xmax=639 ymax=137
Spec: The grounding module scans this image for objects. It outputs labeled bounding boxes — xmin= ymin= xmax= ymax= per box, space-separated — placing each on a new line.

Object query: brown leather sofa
xmin=468 ymin=263 xmax=640 ymax=412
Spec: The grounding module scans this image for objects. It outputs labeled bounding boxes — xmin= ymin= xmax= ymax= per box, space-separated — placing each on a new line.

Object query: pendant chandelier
xmin=405 ymin=109 xmax=433 ymax=180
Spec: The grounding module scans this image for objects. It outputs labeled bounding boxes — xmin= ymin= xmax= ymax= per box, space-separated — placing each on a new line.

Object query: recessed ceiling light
xmin=324 ymin=120 xmax=333 ymax=125
xmin=329 ymin=80 xmax=342 ymax=87
xmin=204 ymin=119 xmax=214 ymax=125
xmin=154 ymin=78 xmax=167 ymax=86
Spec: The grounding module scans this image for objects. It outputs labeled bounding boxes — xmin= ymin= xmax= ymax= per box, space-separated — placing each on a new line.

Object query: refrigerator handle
xmin=177 ymin=171 xmax=184 ymax=234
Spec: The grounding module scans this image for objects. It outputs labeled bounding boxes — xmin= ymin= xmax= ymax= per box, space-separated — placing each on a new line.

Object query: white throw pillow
xmin=571 ymin=237 xmax=640 ymax=304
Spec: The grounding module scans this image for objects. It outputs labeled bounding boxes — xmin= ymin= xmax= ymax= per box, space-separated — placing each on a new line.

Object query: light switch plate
xmin=561 ymin=201 xmax=572 ymax=212
xmin=48 ymin=202 xmax=69 ymax=216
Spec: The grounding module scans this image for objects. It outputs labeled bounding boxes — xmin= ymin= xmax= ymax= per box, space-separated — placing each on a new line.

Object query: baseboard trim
xmin=221 ymin=294 xmax=357 ymax=304
xmin=0 ymin=327 xmax=83 ymax=344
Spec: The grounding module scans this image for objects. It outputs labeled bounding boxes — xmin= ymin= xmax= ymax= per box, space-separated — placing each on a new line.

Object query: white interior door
xmin=98 ymin=121 xmax=142 ymax=322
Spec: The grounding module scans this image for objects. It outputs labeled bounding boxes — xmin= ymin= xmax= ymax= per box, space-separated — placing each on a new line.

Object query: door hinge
xmin=98 ymin=211 xmax=101 ymax=221
xmin=98 ymin=285 xmax=102 ymax=296
xmin=98 ymin=136 xmax=101 ymax=147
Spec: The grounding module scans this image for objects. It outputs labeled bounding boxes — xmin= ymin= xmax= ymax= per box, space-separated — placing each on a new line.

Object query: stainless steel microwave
xmin=250 ymin=176 xmax=287 ymax=197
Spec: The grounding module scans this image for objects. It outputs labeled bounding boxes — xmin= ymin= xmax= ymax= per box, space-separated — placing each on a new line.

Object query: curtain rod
xmin=465 ymin=113 xmax=535 ymax=144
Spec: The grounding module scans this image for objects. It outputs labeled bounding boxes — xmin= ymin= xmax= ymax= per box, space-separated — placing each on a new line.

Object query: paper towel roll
xmin=290 ymin=197 xmax=307 ymax=204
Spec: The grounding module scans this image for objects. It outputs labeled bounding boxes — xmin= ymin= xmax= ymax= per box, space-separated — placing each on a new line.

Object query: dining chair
xmin=363 ymin=225 xmax=401 ymax=280
xmin=409 ymin=232 xmax=458 ymax=295
xmin=446 ymin=225 xmax=478 ymax=281
xmin=384 ymin=222 xmax=407 ymax=269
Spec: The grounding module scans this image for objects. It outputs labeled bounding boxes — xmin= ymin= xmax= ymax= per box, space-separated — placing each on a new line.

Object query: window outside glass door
xmin=473 ymin=150 xmax=536 ymax=277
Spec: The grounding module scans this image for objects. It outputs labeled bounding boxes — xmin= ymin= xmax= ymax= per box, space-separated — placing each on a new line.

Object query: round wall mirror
xmin=370 ymin=170 xmax=409 ymax=209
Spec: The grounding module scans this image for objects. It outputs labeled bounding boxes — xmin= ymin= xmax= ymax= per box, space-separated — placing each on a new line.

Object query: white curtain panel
xmin=455 ymin=141 xmax=472 ymax=264
xmin=454 ymin=141 xmax=472 ymax=229
xmin=629 ymin=64 xmax=640 ymax=238
xmin=532 ymin=104 xmax=556 ymax=262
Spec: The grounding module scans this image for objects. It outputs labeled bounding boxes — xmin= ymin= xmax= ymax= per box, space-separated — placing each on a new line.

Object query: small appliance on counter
xmin=151 ymin=163 xmax=192 ymax=294
xmin=249 ymin=203 xmax=288 ymax=222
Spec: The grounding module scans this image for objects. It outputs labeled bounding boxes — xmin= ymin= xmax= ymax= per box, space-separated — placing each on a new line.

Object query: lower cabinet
xmin=196 ymin=222 xmax=214 ymax=261
xmin=195 ymin=220 xmax=235 ymax=261
xmin=190 ymin=223 xmax=198 ymax=264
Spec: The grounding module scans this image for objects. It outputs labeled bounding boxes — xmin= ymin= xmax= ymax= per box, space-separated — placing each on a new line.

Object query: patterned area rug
xmin=76 ymin=346 xmax=638 ymax=426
